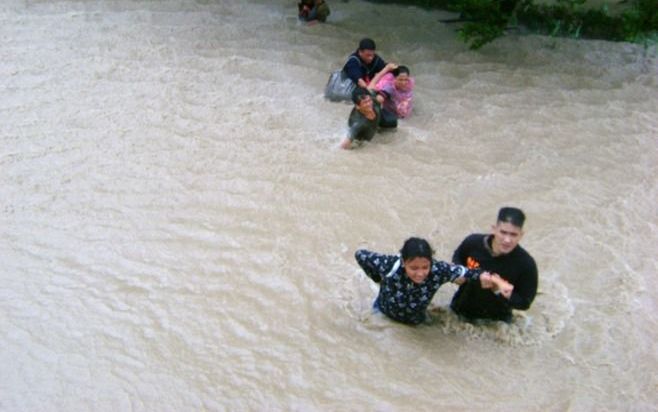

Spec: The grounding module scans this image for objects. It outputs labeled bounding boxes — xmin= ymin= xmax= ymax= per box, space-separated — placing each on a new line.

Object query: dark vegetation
xmin=368 ymin=0 xmax=658 ymax=49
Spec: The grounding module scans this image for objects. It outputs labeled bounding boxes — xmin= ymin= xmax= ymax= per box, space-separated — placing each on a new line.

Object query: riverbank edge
xmin=365 ymin=0 xmax=658 ymax=49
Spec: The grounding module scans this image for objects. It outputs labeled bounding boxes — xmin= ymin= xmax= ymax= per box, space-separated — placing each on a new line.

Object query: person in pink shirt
xmin=368 ymin=64 xmax=414 ymax=119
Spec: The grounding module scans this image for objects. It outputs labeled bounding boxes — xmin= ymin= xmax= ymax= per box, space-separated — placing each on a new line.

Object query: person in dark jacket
xmin=342 ymin=38 xmax=388 ymax=89
xmin=450 ymin=207 xmax=538 ymax=323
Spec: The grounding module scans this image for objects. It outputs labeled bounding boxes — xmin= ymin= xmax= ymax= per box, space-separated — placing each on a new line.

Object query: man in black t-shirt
xmin=450 ymin=207 xmax=538 ymax=322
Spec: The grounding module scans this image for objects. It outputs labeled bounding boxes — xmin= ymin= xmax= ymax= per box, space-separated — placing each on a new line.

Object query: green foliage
xmin=517 ymin=0 xmax=657 ymax=44
xmin=620 ymin=0 xmax=658 ymax=44
xmin=368 ymin=0 xmax=658 ymax=49
xmin=456 ymin=0 xmax=512 ymax=49
xmin=461 ymin=0 xmax=658 ymax=48
xmin=519 ymin=1 xmax=623 ymax=40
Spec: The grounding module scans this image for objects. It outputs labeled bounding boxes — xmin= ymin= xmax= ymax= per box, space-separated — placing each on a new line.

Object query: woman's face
xmin=394 ymin=73 xmax=410 ymax=90
xmin=404 ymin=257 xmax=431 ymax=284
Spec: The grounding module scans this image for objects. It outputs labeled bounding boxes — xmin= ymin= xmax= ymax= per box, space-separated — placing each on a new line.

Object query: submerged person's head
xmin=351 ymin=87 xmax=372 ymax=110
xmin=392 ymin=65 xmax=411 ymax=90
xmin=400 ymin=237 xmax=433 ymax=284
xmin=357 ymin=38 xmax=376 ymax=64
xmin=491 ymin=207 xmax=526 ymax=256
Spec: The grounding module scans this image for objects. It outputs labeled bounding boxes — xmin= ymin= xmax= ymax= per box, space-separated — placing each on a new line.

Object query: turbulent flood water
xmin=1 ymin=0 xmax=657 ymax=410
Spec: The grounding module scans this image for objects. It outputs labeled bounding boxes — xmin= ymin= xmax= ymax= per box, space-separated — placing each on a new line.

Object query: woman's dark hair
xmin=400 ymin=237 xmax=434 ymax=262
xmin=392 ymin=65 xmax=410 ymax=77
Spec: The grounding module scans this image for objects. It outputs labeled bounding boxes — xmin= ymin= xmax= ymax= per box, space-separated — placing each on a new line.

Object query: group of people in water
xmin=298 ymin=7 xmax=538 ymax=327
xmin=300 ymin=5 xmax=415 ymax=151
xmin=356 ymin=207 xmax=538 ymax=325
xmin=331 ymin=38 xmax=415 ymax=149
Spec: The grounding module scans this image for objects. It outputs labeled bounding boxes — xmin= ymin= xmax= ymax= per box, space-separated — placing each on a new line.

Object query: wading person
xmin=450 ymin=207 xmax=538 ymax=323
xmin=368 ymin=63 xmax=415 ymax=119
xmin=298 ymin=0 xmax=330 ymax=24
xmin=339 ymin=87 xmax=397 ymax=150
xmin=324 ymin=37 xmax=391 ymax=102
xmin=354 ymin=237 xmax=504 ymax=325
xmin=343 ymin=38 xmax=388 ymax=89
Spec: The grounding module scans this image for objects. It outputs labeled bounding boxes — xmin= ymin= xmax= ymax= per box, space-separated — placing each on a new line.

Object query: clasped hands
xmin=479 ymin=272 xmax=513 ymax=299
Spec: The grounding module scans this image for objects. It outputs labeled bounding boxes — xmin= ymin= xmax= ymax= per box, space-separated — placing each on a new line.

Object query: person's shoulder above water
xmin=462 ymin=232 xmax=487 ymax=248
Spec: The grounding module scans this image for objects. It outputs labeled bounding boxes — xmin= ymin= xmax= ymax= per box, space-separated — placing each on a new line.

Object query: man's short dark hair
xmin=358 ymin=38 xmax=376 ymax=51
xmin=351 ymin=87 xmax=369 ymax=104
xmin=497 ymin=207 xmax=526 ymax=228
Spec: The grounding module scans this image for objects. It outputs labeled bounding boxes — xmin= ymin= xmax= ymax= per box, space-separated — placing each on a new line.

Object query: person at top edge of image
xmin=368 ymin=63 xmax=415 ymax=119
xmin=450 ymin=207 xmax=538 ymax=323
xmin=343 ymin=38 xmax=388 ymax=89
xmin=298 ymin=0 xmax=330 ymax=24
xmin=339 ymin=87 xmax=397 ymax=150
xmin=354 ymin=237 xmax=508 ymax=325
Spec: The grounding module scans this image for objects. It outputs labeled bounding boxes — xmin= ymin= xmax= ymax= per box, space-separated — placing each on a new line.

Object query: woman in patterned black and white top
xmin=355 ymin=237 xmax=493 ymax=325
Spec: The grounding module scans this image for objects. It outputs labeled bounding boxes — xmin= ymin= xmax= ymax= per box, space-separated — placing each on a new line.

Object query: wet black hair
xmin=392 ymin=65 xmax=410 ymax=77
xmin=497 ymin=207 xmax=526 ymax=228
xmin=351 ymin=87 xmax=369 ymax=104
xmin=358 ymin=38 xmax=376 ymax=51
xmin=400 ymin=237 xmax=434 ymax=262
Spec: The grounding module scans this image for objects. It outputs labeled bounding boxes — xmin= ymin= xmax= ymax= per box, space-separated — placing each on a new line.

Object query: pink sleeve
xmin=374 ymin=73 xmax=395 ymax=91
